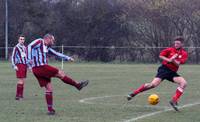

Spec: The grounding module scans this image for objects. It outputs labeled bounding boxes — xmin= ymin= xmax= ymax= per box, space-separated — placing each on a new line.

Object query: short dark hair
xmin=174 ymin=36 xmax=184 ymax=42
xmin=19 ymin=34 xmax=25 ymax=38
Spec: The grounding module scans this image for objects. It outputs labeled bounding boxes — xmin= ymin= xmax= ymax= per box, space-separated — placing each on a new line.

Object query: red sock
xmin=16 ymin=84 xmax=24 ymax=98
xmin=133 ymin=84 xmax=154 ymax=95
xmin=20 ymin=84 xmax=24 ymax=97
xmin=61 ymin=76 xmax=79 ymax=88
xmin=45 ymin=92 xmax=53 ymax=111
xmin=172 ymin=87 xmax=183 ymax=102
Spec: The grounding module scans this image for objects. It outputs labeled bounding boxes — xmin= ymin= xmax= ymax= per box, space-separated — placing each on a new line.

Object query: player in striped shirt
xmin=11 ymin=35 xmax=27 ymax=100
xmin=27 ymin=34 xmax=89 ymax=115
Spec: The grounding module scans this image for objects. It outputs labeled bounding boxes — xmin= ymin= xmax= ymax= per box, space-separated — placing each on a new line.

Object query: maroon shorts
xmin=32 ymin=65 xmax=59 ymax=87
xmin=16 ymin=64 xmax=27 ymax=78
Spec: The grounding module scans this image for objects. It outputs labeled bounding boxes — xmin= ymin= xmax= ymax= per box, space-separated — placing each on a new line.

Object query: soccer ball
xmin=148 ymin=94 xmax=159 ymax=105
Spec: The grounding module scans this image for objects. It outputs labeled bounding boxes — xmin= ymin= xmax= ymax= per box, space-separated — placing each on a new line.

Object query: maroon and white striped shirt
xmin=27 ymin=38 xmax=72 ymax=67
xmin=11 ymin=43 xmax=27 ymax=68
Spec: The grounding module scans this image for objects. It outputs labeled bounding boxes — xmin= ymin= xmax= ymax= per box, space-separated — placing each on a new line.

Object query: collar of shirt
xmin=17 ymin=43 xmax=25 ymax=47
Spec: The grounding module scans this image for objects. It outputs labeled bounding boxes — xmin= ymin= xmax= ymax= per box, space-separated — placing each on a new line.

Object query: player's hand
xmin=14 ymin=66 xmax=18 ymax=71
xmin=170 ymin=54 xmax=178 ymax=61
xmin=167 ymin=54 xmax=178 ymax=63
xmin=28 ymin=67 xmax=32 ymax=72
xmin=28 ymin=60 xmax=33 ymax=65
xmin=68 ymin=57 xmax=75 ymax=62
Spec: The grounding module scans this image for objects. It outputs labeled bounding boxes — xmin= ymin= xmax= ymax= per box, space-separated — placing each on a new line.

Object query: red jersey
xmin=159 ymin=47 xmax=188 ymax=72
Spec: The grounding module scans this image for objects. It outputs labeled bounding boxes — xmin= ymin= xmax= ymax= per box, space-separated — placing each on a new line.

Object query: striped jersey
xmin=27 ymin=38 xmax=71 ymax=67
xmin=11 ymin=43 xmax=27 ymax=68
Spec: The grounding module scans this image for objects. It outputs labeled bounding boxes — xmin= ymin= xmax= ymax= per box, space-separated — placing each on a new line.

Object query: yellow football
xmin=148 ymin=94 xmax=159 ymax=105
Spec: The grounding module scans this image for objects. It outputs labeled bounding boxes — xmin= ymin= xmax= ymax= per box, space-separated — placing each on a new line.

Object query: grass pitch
xmin=0 ymin=61 xmax=200 ymax=122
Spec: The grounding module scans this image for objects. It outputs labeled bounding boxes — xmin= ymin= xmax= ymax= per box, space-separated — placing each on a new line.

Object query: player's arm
xmin=159 ymin=55 xmax=172 ymax=62
xmin=171 ymin=58 xmax=180 ymax=66
xmin=25 ymin=47 xmax=32 ymax=70
xmin=159 ymin=48 xmax=175 ymax=63
xmin=48 ymin=48 xmax=74 ymax=61
xmin=11 ymin=46 xmax=18 ymax=70
xmin=27 ymin=42 xmax=33 ymax=66
xmin=173 ymin=52 xmax=188 ymax=66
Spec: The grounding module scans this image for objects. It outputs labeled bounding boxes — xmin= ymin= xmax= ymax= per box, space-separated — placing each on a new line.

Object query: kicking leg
xmin=127 ymin=77 xmax=162 ymax=101
xmin=56 ymin=69 xmax=89 ymax=90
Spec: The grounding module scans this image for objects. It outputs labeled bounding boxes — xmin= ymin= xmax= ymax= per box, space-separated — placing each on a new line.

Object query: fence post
xmin=61 ymin=44 xmax=64 ymax=69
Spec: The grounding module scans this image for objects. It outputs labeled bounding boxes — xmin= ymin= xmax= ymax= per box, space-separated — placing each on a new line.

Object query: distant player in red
xmin=27 ymin=34 xmax=89 ymax=115
xmin=127 ymin=36 xmax=188 ymax=111
xmin=11 ymin=35 xmax=27 ymax=100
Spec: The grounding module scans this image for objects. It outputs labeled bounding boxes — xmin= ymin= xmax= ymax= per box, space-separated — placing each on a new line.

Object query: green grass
xmin=0 ymin=62 xmax=200 ymax=122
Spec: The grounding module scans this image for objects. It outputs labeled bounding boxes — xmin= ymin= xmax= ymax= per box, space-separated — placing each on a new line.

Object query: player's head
xmin=18 ymin=34 xmax=25 ymax=44
xmin=43 ymin=34 xmax=55 ymax=46
xmin=173 ymin=36 xmax=184 ymax=49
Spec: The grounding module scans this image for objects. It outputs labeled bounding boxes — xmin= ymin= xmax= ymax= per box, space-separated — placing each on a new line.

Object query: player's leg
xmin=32 ymin=66 xmax=55 ymax=114
xmin=172 ymin=76 xmax=187 ymax=103
xmin=127 ymin=78 xmax=162 ymax=100
xmin=55 ymin=69 xmax=89 ymax=90
xmin=15 ymin=64 xmax=27 ymax=100
xmin=15 ymin=78 xmax=25 ymax=100
xmin=169 ymin=76 xmax=187 ymax=111
xmin=44 ymin=82 xmax=55 ymax=115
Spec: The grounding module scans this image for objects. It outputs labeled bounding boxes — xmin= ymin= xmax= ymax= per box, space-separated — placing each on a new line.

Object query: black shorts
xmin=155 ymin=65 xmax=180 ymax=82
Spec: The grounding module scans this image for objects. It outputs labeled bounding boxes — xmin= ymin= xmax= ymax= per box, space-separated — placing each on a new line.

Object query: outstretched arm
xmin=48 ymin=48 xmax=74 ymax=61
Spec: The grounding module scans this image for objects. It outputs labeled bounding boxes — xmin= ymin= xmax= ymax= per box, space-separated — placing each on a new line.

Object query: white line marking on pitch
xmin=122 ymin=102 xmax=200 ymax=122
xmin=79 ymin=92 xmax=171 ymax=104
xmin=79 ymin=94 xmax=200 ymax=122
xmin=79 ymin=94 xmax=169 ymax=109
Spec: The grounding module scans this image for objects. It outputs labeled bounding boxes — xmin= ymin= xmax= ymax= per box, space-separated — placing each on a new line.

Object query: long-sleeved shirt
xmin=27 ymin=38 xmax=72 ymax=67
xmin=160 ymin=47 xmax=188 ymax=72
xmin=11 ymin=43 xmax=27 ymax=68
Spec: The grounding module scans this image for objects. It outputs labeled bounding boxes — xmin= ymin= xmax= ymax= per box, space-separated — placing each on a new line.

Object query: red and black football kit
xmin=156 ymin=47 xmax=188 ymax=82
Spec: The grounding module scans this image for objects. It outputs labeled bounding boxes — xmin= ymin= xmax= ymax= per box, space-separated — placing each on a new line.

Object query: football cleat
xmin=169 ymin=100 xmax=179 ymax=111
xmin=77 ymin=80 xmax=89 ymax=91
xmin=15 ymin=96 xmax=23 ymax=100
xmin=47 ymin=109 xmax=56 ymax=115
xmin=126 ymin=93 xmax=136 ymax=101
xmin=15 ymin=97 xmax=20 ymax=100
